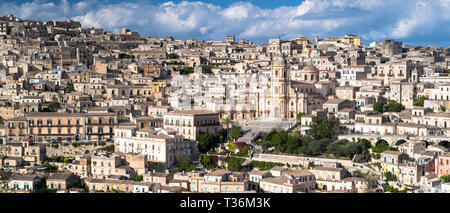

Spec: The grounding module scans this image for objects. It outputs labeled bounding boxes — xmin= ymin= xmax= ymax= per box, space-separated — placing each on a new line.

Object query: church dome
xmin=302 ymin=64 xmax=318 ymax=72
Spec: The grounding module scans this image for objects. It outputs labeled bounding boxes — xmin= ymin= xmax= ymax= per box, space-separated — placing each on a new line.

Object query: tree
xmin=413 ymin=96 xmax=426 ymax=106
xmin=372 ymin=141 xmax=397 ymax=153
xmin=99 ymin=145 xmax=114 ymax=153
xmin=229 ymin=142 xmax=237 ymax=153
xmin=286 ymin=134 xmax=302 ymax=154
xmin=358 ymin=138 xmax=372 ymax=149
xmin=384 ymin=171 xmax=397 ymax=182
xmin=47 ymin=96 xmax=61 ymax=112
xmin=301 ymin=138 xmax=331 ymax=156
xmin=261 ymin=140 xmax=272 ymax=153
xmin=241 ymin=145 xmax=250 ymax=156
xmin=199 ymin=154 xmax=216 ymax=170
xmin=222 ymin=116 xmax=233 ymax=139
xmin=250 ymin=161 xmax=284 ymax=171
xmin=227 ymin=157 xmax=244 ymax=171
xmin=441 ymin=175 xmax=450 ymax=183
xmin=197 ymin=133 xmax=216 ymax=153
xmin=384 ymin=100 xmax=403 ymax=112
xmin=168 ymin=53 xmax=178 ymax=59
xmin=44 ymin=162 xmax=58 ymax=172
xmin=176 ymin=157 xmax=195 ymax=172
xmin=229 ymin=125 xmax=242 ymax=141
xmin=65 ymin=82 xmax=75 ymax=93
xmin=179 ymin=66 xmax=194 ymax=75
xmin=373 ymin=101 xmax=384 ymax=113
xmin=135 ymin=175 xmax=143 ymax=182
xmin=271 ymin=130 xmax=289 ymax=153
xmin=440 ymin=105 xmax=446 ymax=112
xmin=307 ymin=116 xmax=337 ymax=140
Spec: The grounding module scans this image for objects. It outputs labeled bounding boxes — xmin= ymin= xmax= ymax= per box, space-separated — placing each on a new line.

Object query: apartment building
xmin=435 ymin=152 xmax=450 ymax=177
xmin=196 ymin=170 xmax=248 ymax=193
xmin=114 ymin=125 xmax=197 ymax=170
xmin=260 ymin=169 xmax=316 ymax=193
xmin=6 ymin=112 xmax=118 ymax=143
xmin=381 ymin=150 xmax=409 ymax=177
xmin=163 ymin=110 xmax=221 ymax=140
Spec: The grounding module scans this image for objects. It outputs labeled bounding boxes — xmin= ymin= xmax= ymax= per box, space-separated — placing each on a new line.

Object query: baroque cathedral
xmin=258 ymin=39 xmax=335 ymax=119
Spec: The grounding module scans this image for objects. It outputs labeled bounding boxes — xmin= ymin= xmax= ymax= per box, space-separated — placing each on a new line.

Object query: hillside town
xmin=1 ymin=14 xmax=450 ymax=193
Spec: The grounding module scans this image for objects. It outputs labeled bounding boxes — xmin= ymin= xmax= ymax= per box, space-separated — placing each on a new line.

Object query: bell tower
xmin=271 ymin=44 xmax=290 ymax=119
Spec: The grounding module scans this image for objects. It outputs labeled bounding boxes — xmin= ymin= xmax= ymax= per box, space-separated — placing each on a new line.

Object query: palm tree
xmin=222 ymin=116 xmax=233 ymax=139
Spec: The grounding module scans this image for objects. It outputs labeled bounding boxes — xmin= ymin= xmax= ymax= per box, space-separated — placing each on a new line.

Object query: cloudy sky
xmin=1 ymin=0 xmax=449 ymax=46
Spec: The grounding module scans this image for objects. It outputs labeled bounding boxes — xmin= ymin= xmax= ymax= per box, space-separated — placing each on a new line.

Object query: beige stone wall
xmin=45 ymin=143 xmax=110 ymax=157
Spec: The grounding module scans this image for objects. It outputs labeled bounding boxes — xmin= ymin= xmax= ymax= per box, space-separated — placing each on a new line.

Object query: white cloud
xmin=0 ymin=0 xmax=449 ymax=45
xmin=222 ymin=2 xmax=253 ymax=20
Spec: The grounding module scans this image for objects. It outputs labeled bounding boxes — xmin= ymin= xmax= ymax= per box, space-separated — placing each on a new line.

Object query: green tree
xmin=200 ymin=154 xmax=217 ymax=170
xmin=384 ymin=171 xmax=397 ymax=182
xmin=307 ymin=116 xmax=337 ymax=140
xmin=358 ymin=138 xmax=372 ymax=149
xmin=176 ymin=157 xmax=195 ymax=172
xmin=168 ymin=53 xmax=178 ymax=59
xmin=384 ymin=100 xmax=403 ymax=112
xmin=250 ymin=161 xmax=284 ymax=170
xmin=44 ymin=162 xmax=58 ymax=172
xmin=271 ymin=130 xmax=289 ymax=153
xmin=413 ymin=96 xmax=426 ymax=106
xmin=222 ymin=116 xmax=233 ymax=138
xmin=229 ymin=125 xmax=242 ymax=141
xmin=227 ymin=157 xmax=244 ymax=171
xmin=65 ymin=82 xmax=75 ymax=93
xmin=372 ymin=141 xmax=397 ymax=153
xmin=48 ymin=96 xmax=61 ymax=112
xmin=241 ymin=145 xmax=250 ymax=156
xmin=373 ymin=101 xmax=385 ymax=113
xmin=135 ymin=175 xmax=143 ymax=182
xmin=441 ymin=175 xmax=450 ymax=183
xmin=197 ymin=133 xmax=217 ymax=153
xmin=261 ymin=140 xmax=272 ymax=153
xmin=286 ymin=134 xmax=302 ymax=154
xmin=440 ymin=105 xmax=446 ymax=112
xmin=179 ymin=66 xmax=194 ymax=75
xmin=301 ymin=138 xmax=331 ymax=156
xmin=229 ymin=142 xmax=237 ymax=153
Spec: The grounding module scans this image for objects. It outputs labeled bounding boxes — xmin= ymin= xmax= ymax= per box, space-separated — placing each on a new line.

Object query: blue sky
xmin=2 ymin=0 xmax=450 ymax=47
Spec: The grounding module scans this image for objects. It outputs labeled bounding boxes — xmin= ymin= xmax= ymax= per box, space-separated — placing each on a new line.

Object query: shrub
xmin=249 ymin=161 xmax=284 ymax=171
